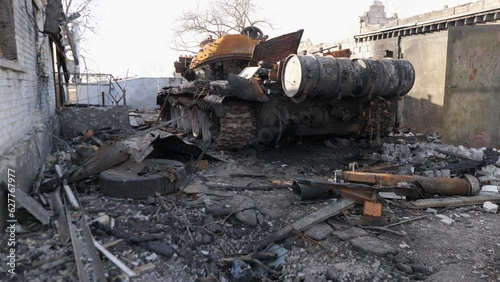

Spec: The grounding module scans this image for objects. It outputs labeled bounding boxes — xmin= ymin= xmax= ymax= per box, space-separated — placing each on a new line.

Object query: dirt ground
xmin=1 ymin=136 xmax=500 ymax=282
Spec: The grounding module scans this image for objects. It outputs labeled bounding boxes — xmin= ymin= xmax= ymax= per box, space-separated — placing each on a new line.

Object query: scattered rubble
xmin=2 ymin=125 xmax=500 ymax=282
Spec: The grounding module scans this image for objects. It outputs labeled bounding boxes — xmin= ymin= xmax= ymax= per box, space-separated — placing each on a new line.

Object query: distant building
xmin=348 ymin=0 xmax=500 ymax=147
xmin=360 ymin=0 xmax=398 ymax=27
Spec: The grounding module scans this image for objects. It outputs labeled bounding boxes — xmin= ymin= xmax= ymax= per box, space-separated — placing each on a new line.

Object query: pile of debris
xmin=2 ymin=121 xmax=500 ymax=281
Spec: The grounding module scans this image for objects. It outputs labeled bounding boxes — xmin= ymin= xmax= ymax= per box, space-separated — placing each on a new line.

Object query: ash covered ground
xmin=1 ymin=132 xmax=500 ymax=282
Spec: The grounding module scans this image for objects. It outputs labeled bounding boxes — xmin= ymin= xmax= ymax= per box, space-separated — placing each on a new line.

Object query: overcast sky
xmin=82 ymin=0 xmax=473 ymax=78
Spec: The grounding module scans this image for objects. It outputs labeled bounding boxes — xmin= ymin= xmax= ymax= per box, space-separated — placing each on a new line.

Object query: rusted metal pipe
xmin=292 ymin=178 xmax=419 ymax=204
xmin=342 ymin=171 xmax=480 ymax=196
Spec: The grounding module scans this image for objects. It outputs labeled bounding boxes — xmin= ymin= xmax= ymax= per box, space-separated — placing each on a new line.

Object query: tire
xmin=99 ymin=159 xmax=187 ymax=199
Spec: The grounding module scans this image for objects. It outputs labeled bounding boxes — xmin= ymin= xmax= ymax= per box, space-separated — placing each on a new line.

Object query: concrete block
xmin=441 ymin=169 xmax=451 ymax=178
xmin=480 ymin=185 xmax=499 ymax=194
xmin=483 ymin=201 xmax=498 ymax=213
xmin=436 ymin=214 xmax=455 ymax=225
xmin=426 ymin=208 xmax=438 ymax=214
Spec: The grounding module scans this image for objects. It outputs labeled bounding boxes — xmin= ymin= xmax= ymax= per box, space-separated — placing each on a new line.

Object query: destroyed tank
xmin=157 ymin=27 xmax=415 ymax=149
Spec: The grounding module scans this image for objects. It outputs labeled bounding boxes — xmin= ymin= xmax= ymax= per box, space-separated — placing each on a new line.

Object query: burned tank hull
xmin=158 ymin=29 xmax=415 ymax=150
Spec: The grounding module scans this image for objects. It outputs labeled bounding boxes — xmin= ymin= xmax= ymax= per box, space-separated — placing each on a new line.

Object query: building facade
xmin=0 ymin=0 xmax=61 ymax=222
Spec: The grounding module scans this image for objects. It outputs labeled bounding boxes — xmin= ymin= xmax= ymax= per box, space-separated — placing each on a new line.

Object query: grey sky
xmin=83 ymin=0 xmax=472 ymax=77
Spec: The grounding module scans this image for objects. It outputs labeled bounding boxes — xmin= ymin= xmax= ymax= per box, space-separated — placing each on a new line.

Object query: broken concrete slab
xmin=350 ymin=236 xmax=398 ymax=257
xmin=331 ymin=227 xmax=369 ymax=241
xmin=436 ymin=214 xmax=455 ymax=225
xmin=304 ymin=222 xmax=333 ymax=241
xmin=483 ymin=201 xmax=498 ymax=213
xmin=59 ymin=106 xmax=131 ymax=136
xmin=479 ymin=185 xmax=499 ymax=195
xmin=236 ymin=209 xmax=258 ymax=226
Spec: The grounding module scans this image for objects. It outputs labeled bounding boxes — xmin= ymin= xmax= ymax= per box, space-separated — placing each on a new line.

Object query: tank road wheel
xmin=170 ymin=105 xmax=178 ymax=129
xmin=216 ymin=102 xmax=256 ymax=150
xmin=199 ymin=110 xmax=212 ymax=142
xmin=190 ymin=106 xmax=201 ymax=138
xmin=174 ymin=106 xmax=183 ymax=129
xmin=180 ymin=106 xmax=192 ymax=133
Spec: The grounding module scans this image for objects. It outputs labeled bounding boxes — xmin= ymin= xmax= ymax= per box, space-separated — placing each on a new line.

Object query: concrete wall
xmin=124 ymin=77 xmax=184 ymax=109
xmin=59 ymin=106 xmax=131 ymax=136
xmin=443 ymin=25 xmax=500 ymax=147
xmin=351 ymin=37 xmax=398 ymax=59
xmin=399 ymin=32 xmax=449 ymax=134
xmin=69 ymin=77 xmax=184 ymax=109
xmin=0 ymin=0 xmax=58 ymax=221
xmin=349 ymin=31 xmax=449 ymax=134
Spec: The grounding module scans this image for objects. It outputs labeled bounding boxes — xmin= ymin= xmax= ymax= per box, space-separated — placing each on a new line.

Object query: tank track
xmin=216 ymin=102 xmax=257 ymax=150
xmin=165 ymin=96 xmax=256 ymax=150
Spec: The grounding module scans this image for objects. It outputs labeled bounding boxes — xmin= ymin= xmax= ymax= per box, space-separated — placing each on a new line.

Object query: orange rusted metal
xmin=342 ymin=171 xmax=480 ymax=196
xmin=189 ymin=34 xmax=258 ymax=70
xmin=339 ymin=187 xmax=375 ymax=205
xmin=363 ymin=201 xmax=382 ymax=217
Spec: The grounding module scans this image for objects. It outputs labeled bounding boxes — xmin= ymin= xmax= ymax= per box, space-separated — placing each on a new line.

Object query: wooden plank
xmin=10 ymin=185 xmax=51 ymax=225
xmin=408 ymin=195 xmax=500 ymax=208
xmin=48 ymin=187 xmax=70 ymax=242
xmin=254 ymin=198 xmax=356 ymax=250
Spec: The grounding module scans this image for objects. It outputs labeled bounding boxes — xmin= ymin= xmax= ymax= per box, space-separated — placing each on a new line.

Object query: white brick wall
xmin=0 ymin=0 xmax=56 ymax=158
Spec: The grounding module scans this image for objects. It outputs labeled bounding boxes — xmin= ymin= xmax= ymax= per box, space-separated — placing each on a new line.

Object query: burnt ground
xmin=1 ymin=137 xmax=500 ymax=282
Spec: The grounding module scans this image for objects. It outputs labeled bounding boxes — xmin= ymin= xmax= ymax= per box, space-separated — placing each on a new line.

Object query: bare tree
xmin=61 ymin=0 xmax=99 ymax=73
xmin=171 ymin=0 xmax=273 ymax=53
xmin=63 ymin=0 xmax=99 ymax=37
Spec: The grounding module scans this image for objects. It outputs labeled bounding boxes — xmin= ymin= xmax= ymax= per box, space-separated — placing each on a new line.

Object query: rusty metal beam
xmin=342 ymin=171 xmax=480 ymax=196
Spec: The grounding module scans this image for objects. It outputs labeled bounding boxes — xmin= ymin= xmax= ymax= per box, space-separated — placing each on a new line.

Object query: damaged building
xmin=1 ymin=0 xmax=500 ymax=281
xmin=0 ymin=0 xmax=64 ymax=222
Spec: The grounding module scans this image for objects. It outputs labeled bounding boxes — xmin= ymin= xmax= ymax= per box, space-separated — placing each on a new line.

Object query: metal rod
xmin=63 ymin=181 xmax=80 ymax=210
xmin=93 ymin=240 xmax=136 ymax=277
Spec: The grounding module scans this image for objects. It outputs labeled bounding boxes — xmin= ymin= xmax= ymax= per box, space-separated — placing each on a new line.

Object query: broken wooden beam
xmin=407 ymin=194 xmax=500 ymax=209
xmin=0 ymin=182 xmax=51 ymax=225
xmin=253 ymin=198 xmax=356 ymax=251
xmin=48 ymin=187 xmax=70 ymax=243
xmin=67 ymin=142 xmax=130 ymax=183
